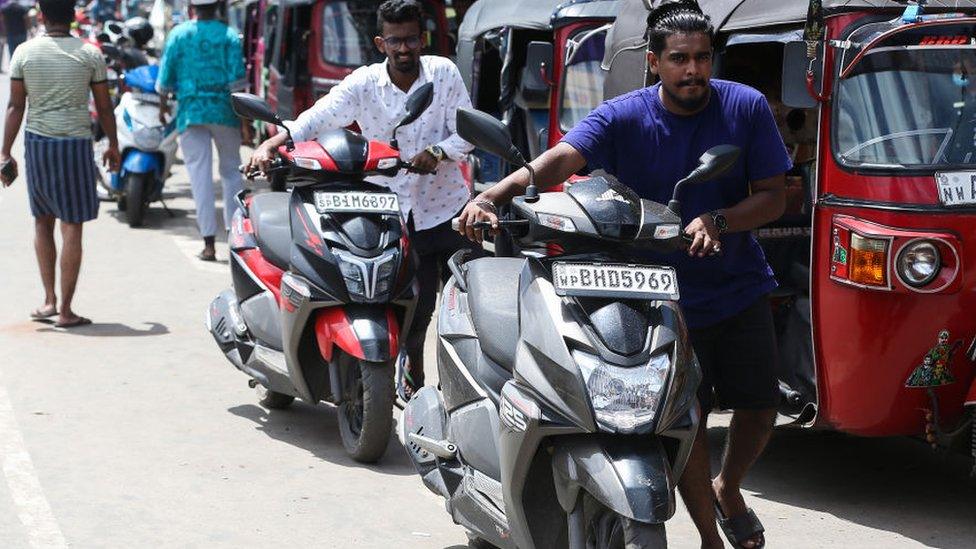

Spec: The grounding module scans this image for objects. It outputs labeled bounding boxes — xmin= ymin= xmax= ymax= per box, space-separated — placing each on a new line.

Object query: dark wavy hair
xmin=646 ymin=1 xmax=714 ymax=55
xmin=39 ymin=0 xmax=75 ymax=25
xmin=377 ymin=0 xmax=424 ymax=30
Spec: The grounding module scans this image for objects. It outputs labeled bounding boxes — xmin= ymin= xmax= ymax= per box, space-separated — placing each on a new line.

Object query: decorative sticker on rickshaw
xmin=905 ymin=329 xmax=961 ymax=388
xmin=831 ymin=231 xmax=848 ymax=265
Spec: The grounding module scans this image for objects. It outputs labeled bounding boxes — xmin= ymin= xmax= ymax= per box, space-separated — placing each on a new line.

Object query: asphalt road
xmin=0 ymin=73 xmax=974 ymax=548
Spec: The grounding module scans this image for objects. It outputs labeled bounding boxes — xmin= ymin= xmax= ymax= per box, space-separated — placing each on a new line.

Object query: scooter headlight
xmin=896 ymin=240 xmax=941 ymax=287
xmin=574 ymin=350 xmax=670 ymax=433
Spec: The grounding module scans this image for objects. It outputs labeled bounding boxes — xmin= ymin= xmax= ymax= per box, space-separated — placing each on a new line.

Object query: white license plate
xmin=314 ymin=191 xmax=399 ymax=214
xmin=936 ymin=171 xmax=976 ymax=206
xmin=552 ymin=262 xmax=679 ymax=300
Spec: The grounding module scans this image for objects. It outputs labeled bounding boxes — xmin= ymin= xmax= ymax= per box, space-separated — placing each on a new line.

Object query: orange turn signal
xmin=849 ymin=233 xmax=888 ymax=286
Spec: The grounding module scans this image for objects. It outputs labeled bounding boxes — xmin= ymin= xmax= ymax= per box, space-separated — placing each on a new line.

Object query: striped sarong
xmin=25 ymin=131 xmax=99 ymax=223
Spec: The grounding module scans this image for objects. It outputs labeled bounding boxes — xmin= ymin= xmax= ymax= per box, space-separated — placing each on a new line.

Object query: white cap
xmin=190 ymin=0 xmax=220 ymax=5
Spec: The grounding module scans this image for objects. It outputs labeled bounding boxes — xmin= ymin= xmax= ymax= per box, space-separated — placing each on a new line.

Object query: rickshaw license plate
xmin=552 ymin=262 xmax=679 ymax=300
xmin=936 ymin=171 xmax=976 ymax=206
xmin=314 ymin=191 xmax=399 ymax=214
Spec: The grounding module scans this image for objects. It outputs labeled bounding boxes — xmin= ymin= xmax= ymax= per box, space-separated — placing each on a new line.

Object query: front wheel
xmin=584 ymin=495 xmax=667 ymax=549
xmin=338 ymin=356 xmax=395 ymax=463
xmin=124 ymin=173 xmax=150 ymax=227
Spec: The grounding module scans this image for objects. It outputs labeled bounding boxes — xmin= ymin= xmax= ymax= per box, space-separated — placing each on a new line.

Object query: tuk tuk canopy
xmin=603 ymin=0 xmax=976 ymax=97
xmin=457 ymin=0 xmax=620 ymax=95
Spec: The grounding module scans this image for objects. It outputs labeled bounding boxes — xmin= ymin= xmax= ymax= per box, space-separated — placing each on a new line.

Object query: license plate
xmin=314 ymin=191 xmax=399 ymax=214
xmin=936 ymin=171 xmax=976 ymax=206
xmin=552 ymin=262 xmax=679 ymax=300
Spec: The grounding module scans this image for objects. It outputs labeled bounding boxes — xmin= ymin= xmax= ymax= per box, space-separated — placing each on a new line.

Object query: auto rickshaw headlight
xmin=897 ymin=241 xmax=941 ymax=287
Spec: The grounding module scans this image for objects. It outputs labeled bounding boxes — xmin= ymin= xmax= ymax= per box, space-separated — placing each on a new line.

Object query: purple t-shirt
xmin=562 ymin=79 xmax=792 ymax=329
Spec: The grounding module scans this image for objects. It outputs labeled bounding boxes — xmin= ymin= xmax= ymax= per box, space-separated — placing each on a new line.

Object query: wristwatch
xmin=426 ymin=145 xmax=446 ymax=162
xmin=709 ymin=210 xmax=728 ymax=234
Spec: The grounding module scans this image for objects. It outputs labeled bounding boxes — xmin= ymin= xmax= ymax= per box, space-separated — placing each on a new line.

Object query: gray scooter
xmin=399 ymin=109 xmax=741 ymax=548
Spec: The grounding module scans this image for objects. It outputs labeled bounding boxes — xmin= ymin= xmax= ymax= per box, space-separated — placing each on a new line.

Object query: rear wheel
xmin=583 ymin=494 xmax=667 ymax=549
xmin=124 ymin=173 xmax=150 ymax=227
xmin=256 ymin=385 xmax=294 ymax=409
xmin=338 ymin=356 xmax=395 ymax=463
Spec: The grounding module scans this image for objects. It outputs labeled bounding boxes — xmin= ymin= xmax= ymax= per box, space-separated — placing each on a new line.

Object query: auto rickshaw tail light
xmin=849 ymin=233 xmax=888 ymax=287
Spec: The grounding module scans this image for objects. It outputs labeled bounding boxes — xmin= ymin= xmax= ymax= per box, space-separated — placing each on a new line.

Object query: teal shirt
xmin=158 ymin=20 xmax=244 ymax=133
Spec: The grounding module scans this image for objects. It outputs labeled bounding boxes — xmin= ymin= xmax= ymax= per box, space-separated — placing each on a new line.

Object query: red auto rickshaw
xmin=262 ymin=0 xmax=452 ymax=121
xmin=455 ymin=0 xmax=621 ymax=189
xmin=605 ymin=0 xmax=976 ymax=465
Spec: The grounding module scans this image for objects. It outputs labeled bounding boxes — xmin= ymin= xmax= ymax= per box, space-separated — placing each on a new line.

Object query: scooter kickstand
xmin=159 ymin=198 xmax=175 ymax=218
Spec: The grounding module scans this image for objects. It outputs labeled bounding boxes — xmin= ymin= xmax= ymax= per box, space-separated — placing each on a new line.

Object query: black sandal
xmin=714 ymin=496 xmax=765 ymax=548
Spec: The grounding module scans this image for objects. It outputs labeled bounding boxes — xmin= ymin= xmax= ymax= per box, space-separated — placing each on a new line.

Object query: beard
xmin=662 ymin=78 xmax=710 ymax=113
xmin=391 ymin=54 xmax=419 ymax=74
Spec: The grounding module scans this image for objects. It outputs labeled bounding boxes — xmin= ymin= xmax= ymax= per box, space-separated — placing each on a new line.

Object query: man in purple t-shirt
xmin=456 ymin=4 xmax=789 ymax=548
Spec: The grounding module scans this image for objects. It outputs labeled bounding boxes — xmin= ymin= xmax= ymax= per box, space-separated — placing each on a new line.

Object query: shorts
xmin=689 ymin=296 xmax=780 ymax=411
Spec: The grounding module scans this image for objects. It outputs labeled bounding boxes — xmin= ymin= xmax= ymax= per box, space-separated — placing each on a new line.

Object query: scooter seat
xmin=465 ymin=257 xmax=525 ymax=371
xmin=250 ymin=192 xmax=292 ymax=270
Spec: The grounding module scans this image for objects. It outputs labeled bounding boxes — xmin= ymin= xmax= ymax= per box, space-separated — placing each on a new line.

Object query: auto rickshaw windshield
xmin=835 ymin=45 xmax=976 ymax=169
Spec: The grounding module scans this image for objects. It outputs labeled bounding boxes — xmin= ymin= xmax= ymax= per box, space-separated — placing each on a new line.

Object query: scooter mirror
xmin=667 ymin=144 xmax=741 ymax=215
xmin=390 ymin=82 xmax=434 ymax=149
xmin=689 ymin=145 xmax=741 ymax=184
xmin=456 ymin=108 xmax=526 ymax=167
xmin=101 ymin=43 xmax=120 ymax=58
xmin=231 ymin=93 xmax=283 ymax=126
xmin=399 ymin=82 xmax=434 ymax=128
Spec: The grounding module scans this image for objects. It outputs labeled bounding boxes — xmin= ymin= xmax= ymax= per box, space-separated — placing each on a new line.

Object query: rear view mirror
xmin=521 ymin=41 xmax=553 ymax=98
xmin=232 ymin=93 xmax=294 ymax=150
xmin=456 ymin=109 xmax=524 ymax=167
xmin=101 ymin=43 xmax=120 ymax=58
xmin=457 ymin=109 xmax=539 ymax=201
xmin=391 ymin=82 xmax=434 ymax=149
xmin=691 ymin=145 xmax=741 ymax=183
xmin=668 ymin=145 xmax=741 ymax=215
xmin=399 ymin=82 xmax=434 ymax=128
xmin=231 ymin=93 xmax=282 ymax=126
xmin=782 ymin=41 xmax=821 ymax=109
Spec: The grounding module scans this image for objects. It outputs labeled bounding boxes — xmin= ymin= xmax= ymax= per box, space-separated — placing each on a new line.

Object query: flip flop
xmin=395 ymin=354 xmax=424 ymax=402
xmin=198 ymin=251 xmax=217 ymax=262
xmin=54 ymin=316 xmax=92 ymax=329
xmin=714 ymin=495 xmax=765 ymax=548
xmin=30 ymin=306 xmax=58 ymax=319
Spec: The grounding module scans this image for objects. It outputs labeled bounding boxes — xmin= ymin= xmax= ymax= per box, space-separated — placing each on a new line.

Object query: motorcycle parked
xmin=400 ymin=109 xmax=740 ymax=548
xmin=207 ymin=85 xmax=434 ymax=463
xmin=108 ymin=64 xmax=178 ymax=227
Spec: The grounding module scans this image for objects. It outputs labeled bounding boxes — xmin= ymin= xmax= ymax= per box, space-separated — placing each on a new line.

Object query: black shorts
xmin=689 ymin=296 xmax=780 ymax=411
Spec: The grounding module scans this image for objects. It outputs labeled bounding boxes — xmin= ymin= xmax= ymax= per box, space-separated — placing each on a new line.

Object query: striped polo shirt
xmin=10 ymin=36 xmax=108 ymax=138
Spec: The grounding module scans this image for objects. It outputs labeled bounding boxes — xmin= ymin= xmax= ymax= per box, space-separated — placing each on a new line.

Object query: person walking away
xmin=158 ymin=0 xmax=248 ymax=261
xmin=0 ymin=0 xmax=121 ymax=327
xmin=247 ymin=0 xmax=475 ymax=397
xmin=2 ymin=0 xmax=30 ymax=64
xmin=457 ymin=3 xmax=790 ymax=548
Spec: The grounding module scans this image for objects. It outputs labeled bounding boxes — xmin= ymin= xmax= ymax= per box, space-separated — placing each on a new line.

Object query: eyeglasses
xmin=382 ymin=36 xmax=422 ymax=49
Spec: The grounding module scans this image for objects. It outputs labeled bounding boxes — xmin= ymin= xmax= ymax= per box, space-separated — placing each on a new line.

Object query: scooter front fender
xmin=551 ymin=435 xmax=675 ymax=524
xmin=121 ymin=149 xmax=162 ymax=176
xmin=314 ymin=304 xmax=399 ymax=363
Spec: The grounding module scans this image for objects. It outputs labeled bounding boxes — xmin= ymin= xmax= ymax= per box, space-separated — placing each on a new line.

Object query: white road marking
xmin=0 ymin=374 xmax=67 ymax=548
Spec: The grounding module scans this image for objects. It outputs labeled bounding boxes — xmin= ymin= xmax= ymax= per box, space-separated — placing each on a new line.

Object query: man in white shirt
xmin=247 ymin=0 xmax=476 ymax=397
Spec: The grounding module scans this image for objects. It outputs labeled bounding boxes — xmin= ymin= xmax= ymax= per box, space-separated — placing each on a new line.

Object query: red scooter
xmin=207 ymin=85 xmax=433 ymax=462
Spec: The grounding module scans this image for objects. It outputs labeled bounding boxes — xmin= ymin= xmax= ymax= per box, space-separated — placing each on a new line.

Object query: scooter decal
xmin=905 ymin=329 xmax=961 ymax=387
xmin=295 ymin=206 xmax=324 ymax=255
